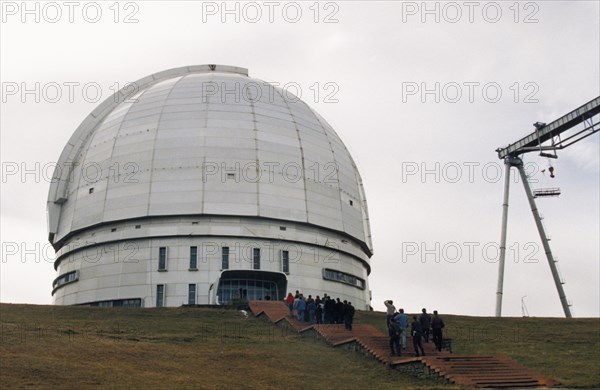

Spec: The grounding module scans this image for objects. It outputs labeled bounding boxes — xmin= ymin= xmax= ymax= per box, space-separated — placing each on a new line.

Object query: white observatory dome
xmin=48 ymin=65 xmax=373 ymax=308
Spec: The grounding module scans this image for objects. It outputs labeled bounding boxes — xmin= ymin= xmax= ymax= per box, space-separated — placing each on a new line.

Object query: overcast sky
xmin=1 ymin=0 xmax=598 ymax=317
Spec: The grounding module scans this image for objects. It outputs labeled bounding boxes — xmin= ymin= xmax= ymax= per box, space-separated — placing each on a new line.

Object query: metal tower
xmin=495 ymin=96 xmax=600 ymax=318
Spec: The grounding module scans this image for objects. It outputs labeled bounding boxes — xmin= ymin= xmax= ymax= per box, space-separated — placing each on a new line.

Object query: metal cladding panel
xmin=301 ymin=146 xmax=338 ymax=170
xmin=256 ymin=146 xmax=302 ymax=163
xmin=155 ymin=127 xmax=204 ymax=140
xmin=341 ymin=208 xmax=365 ymax=241
xmin=254 ymin=107 xmax=293 ymax=121
xmin=259 ymin=192 xmax=306 ymax=219
xmin=150 ymin=177 xmax=203 ymax=192
xmin=159 ymin=118 xmax=204 ymax=130
xmin=149 ymin=190 xmax=202 ymax=205
xmin=203 ymin=127 xmax=253 ymax=140
xmin=295 ymin=119 xmax=324 ymax=134
xmin=203 ymin=202 xmax=257 ymax=216
xmin=153 ymin=135 xmax=203 ymax=150
xmin=120 ymin=272 xmax=150 ymax=286
xmin=150 ymin=168 xmax=203 ymax=184
xmin=256 ymin=131 xmax=299 ymax=149
xmin=103 ymin=197 xmax=150 ymax=221
xmin=49 ymin=68 xmax=373 ymax=255
xmin=255 ymin=115 xmax=297 ymax=131
xmin=162 ymin=103 xmax=210 ymax=114
xmin=205 ymin=135 xmax=255 ymax=149
xmin=88 ymin=126 xmax=120 ymax=149
xmin=56 ymin=201 xmax=75 ymax=237
xmin=204 ymin=189 xmax=257 ymax=204
xmin=86 ymin=139 xmax=115 ymax=163
xmin=254 ymin=103 xmax=291 ymax=118
xmin=112 ymin=140 xmax=155 ymax=157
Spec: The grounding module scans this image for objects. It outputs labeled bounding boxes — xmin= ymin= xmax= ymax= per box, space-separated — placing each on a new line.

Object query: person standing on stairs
xmin=388 ymin=317 xmax=402 ymax=356
xmin=315 ymin=296 xmax=323 ymax=324
xmin=344 ymin=301 xmax=355 ymax=331
xmin=307 ymin=299 xmax=316 ymax=323
xmin=285 ymin=292 xmax=295 ymax=318
xmin=335 ymin=298 xmax=344 ymax=324
xmin=384 ymin=300 xmax=396 ymax=327
xmin=431 ymin=310 xmax=445 ymax=352
xmin=295 ymin=295 xmax=306 ymax=322
xmin=411 ymin=315 xmax=425 ymax=357
xmin=419 ymin=308 xmax=432 ymax=343
xmin=393 ymin=308 xmax=408 ymax=350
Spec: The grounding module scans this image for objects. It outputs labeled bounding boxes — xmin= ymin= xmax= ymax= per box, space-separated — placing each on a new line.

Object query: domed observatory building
xmin=48 ymin=65 xmax=373 ymax=308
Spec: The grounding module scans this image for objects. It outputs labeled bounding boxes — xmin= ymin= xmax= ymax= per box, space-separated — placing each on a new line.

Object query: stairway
xmin=422 ymin=355 xmax=555 ymax=388
xmin=247 ymin=301 xmax=555 ymax=388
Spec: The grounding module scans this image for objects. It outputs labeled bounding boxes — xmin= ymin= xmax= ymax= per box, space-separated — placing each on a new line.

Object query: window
xmin=349 ymin=199 xmax=353 ymax=206
xmin=135 ymin=225 xmax=141 ymax=229
xmin=189 ymin=246 xmax=198 ymax=270
xmin=188 ymin=284 xmax=196 ymax=305
xmin=51 ymin=270 xmax=80 ymax=295
xmin=158 ymin=247 xmax=167 ymax=271
xmin=111 ymin=228 xmax=117 ymax=232
xmin=217 ymin=279 xmax=278 ymax=305
xmin=322 ymin=268 xmax=366 ymax=290
xmin=253 ymin=248 xmax=260 ymax=270
xmin=156 ymin=284 xmax=165 ymax=307
xmin=222 ymin=247 xmax=229 ymax=269
xmin=89 ymin=188 xmax=94 ymax=194
xmin=84 ymin=298 xmax=142 ymax=308
xmin=281 ymin=250 xmax=289 ymax=274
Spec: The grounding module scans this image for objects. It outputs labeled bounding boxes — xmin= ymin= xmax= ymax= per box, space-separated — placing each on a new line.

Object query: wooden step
xmin=247 ymin=301 xmax=555 ymax=388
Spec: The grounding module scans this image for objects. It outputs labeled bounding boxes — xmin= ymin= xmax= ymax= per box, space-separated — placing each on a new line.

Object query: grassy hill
xmin=1 ymin=303 xmax=598 ymax=389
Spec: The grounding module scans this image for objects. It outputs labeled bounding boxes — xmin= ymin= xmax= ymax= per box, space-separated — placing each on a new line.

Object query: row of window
xmin=52 ymin=270 xmax=79 ymax=295
xmin=158 ymin=246 xmax=290 ymax=273
xmin=84 ymin=298 xmax=142 ymax=308
xmin=323 ymin=268 xmax=366 ymax=290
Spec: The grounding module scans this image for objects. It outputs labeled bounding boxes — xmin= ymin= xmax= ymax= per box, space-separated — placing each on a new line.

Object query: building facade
xmin=48 ymin=65 xmax=373 ymax=309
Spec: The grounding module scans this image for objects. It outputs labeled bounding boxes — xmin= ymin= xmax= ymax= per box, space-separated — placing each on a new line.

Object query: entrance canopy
xmin=215 ymin=270 xmax=287 ymax=305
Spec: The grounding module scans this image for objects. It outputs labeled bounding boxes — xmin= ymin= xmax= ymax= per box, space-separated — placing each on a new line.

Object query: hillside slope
xmin=1 ymin=304 xmax=598 ymax=388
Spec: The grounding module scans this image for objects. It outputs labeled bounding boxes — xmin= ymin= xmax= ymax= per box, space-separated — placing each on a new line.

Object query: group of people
xmin=281 ymin=293 xmax=445 ymax=353
xmin=385 ymin=300 xmax=445 ymax=357
xmin=285 ymin=291 xmax=355 ymax=331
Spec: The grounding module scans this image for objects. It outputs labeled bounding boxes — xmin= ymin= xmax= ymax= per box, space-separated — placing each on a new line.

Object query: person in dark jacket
xmin=315 ymin=296 xmax=323 ymax=324
xmin=335 ymin=298 xmax=344 ymax=324
xmin=324 ymin=297 xmax=334 ymax=324
xmin=307 ymin=300 xmax=316 ymax=323
xmin=411 ymin=315 xmax=425 ymax=357
xmin=388 ymin=317 xmax=402 ymax=356
xmin=431 ymin=310 xmax=445 ymax=352
xmin=419 ymin=308 xmax=432 ymax=343
xmin=344 ymin=301 xmax=355 ymax=331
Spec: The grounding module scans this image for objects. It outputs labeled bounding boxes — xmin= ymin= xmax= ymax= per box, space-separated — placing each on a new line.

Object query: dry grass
xmin=1 ymin=304 xmax=449 ymax=389
xmin=2 ymin=304 xmax=598 ymax=388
